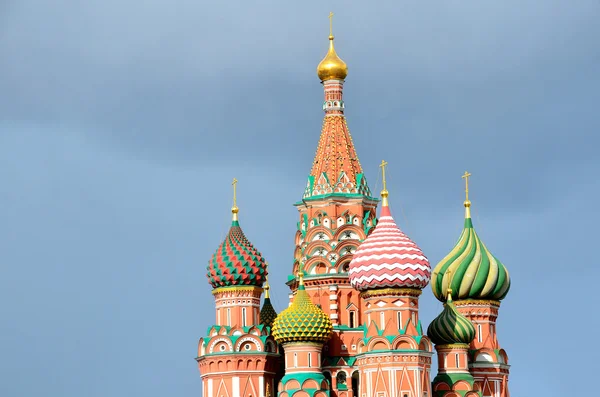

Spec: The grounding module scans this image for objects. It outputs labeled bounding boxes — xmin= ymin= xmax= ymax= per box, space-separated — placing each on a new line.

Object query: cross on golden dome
xmin=317 ymin=12 xmax=348 ymax=81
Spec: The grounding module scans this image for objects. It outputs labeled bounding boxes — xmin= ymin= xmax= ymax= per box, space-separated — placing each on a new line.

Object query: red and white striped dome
xmin=349 ymin=205 xmax=431 ymax=291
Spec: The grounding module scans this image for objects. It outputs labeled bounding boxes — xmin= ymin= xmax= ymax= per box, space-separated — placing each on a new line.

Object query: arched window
xmin=336 ymin=371 xmax=347 ymax=389
xmin=349 ymin=310 xmax=356 ymax=328
xmin=351 ymin=371 xmax=360 ymax=397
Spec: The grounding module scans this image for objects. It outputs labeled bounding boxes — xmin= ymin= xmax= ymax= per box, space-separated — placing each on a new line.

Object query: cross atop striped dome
xmin=348 ymin=163 xmax=430 ymax=291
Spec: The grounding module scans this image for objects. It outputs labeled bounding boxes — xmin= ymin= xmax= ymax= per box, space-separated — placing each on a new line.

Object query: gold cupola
xmin=317 ymin=12 xmax=348 ymax=81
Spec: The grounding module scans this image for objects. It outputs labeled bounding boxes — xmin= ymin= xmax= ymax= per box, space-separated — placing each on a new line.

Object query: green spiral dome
xmin=272 ymin=277 xmax=333 ymax=344
xmin=431 ymin=209 xmax=510 ymax=302
xmin=427 ymin=291 xmax=476 ymax=345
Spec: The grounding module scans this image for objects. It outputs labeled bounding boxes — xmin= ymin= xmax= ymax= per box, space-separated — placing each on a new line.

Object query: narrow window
xmin=227 ymin=308 xmax=231 ymax=326
xmin=349 ymin=311 xmax=356 ymax=328
xmin=397 ymin=312 xmax=403 ymax=329
xmin=456 ymin=353 xmax=460 ymax=367
xmin=380 ymin=312 xmax=385 ymax=329
xmin=308 ymin=353 xmax=312 ymax=367
xmin=294 ymin=353 xmax=298 ymax=367
xmin=412 ymin=312 xmax=416 ymax=325
xmin=242 ymin=307 xmax=246 ymax=326
xmin=217 ymin=309 xmax=221 ymax=324
xmin=478 ymin=324 xmax=483 ymax=343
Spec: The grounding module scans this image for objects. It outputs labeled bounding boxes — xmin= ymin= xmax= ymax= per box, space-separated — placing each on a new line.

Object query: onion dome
xmin=317 ymin=15 xmax=348 ymax=81
xmin=349 ymin=163 xmax=431 ymax=291
xmin=431 ymin=173 xmax=510 ymax=302
xmin=272 ymin=273 xmax=333 ymax=344
xmin=259 ymin=275 xmax=278 ymax=328
xmin=206 ymin=181 xmax=268 ymax=288
xmin=427 ymin=289 xmax=476 ymax=345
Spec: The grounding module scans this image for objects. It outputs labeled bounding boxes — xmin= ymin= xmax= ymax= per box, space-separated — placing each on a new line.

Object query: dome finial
xmin=317 ymin=12 xmax=348 ymax=81
xmin=461 ymin=171 xmax=472 ymax=218
xmin=231 ymin=177 xmax=239 ymax=222
xmin=379 ymin=159 xmax=389 ymax=206
xmin=264 ymin=266 xmax=271 ymax=298
xmin=297 ymin=271 xmax=305 ymax=288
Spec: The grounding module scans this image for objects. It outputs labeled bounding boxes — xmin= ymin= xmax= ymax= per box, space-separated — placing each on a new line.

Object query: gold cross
xmin=379 ymin=160 xmax=388 ymax=191
xmin=329 ymin=12 xmax=334 ymax=36
xmin=461 ymin=171 xmax=471 ymax=201
xmin=232 ymin=178 xmax=238 ymax=207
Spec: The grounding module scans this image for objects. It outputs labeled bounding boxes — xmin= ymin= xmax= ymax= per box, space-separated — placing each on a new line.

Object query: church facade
xmin=196 ymin=17 xmax=511 ymax=397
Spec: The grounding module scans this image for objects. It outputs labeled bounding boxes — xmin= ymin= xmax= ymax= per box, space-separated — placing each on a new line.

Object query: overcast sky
xmin=1 ymin=1 xmax=599 ymax=396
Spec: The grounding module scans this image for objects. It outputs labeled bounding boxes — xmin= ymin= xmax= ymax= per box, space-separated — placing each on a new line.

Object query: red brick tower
xmin=289 ymin=14 xmax=378 ymax=396
xmin=348 ymin=162 xmax=434 ymax=397
xmin=197 ymin=180 xmax=280 ymax=397
xmin=430 ymin=172 xmax=511 ymax=397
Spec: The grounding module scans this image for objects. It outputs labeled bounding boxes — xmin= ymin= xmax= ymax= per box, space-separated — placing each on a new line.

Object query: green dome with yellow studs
xmin=272 ymin=274 xmax=333 ymax=344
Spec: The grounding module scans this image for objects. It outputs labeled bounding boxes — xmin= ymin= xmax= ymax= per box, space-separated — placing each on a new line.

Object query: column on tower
xmin=430 ymin=172 xmax=511 ymax=397
xmin=272 ymin=273 xmax=333 ymax=396
xmin=427 ymin=290 xmax=482 ymax=397
xmin=347 ymin=161 xmax=433 ymax=397
xmin=197 ymin=180 xmax=280 ymax=397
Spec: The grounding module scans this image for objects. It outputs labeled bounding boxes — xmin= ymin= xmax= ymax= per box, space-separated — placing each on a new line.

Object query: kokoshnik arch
xmin=196 ymin=14 xmax=512 ymax=397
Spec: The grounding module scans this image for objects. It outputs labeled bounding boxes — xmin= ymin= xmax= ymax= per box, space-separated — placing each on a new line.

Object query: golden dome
xmin=317 ymin=35 xmax=348 ymax=81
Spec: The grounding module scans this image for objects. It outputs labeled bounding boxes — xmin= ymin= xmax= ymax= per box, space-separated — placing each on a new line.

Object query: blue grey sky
xmin=1 ymin=1 xmax=598 ymax=396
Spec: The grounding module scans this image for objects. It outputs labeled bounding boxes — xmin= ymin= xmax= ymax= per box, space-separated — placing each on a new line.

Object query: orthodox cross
xmin=461 ymin=171 xmax=471 ymax=201
xmin=380 ymin=160 xmax=388 ymax=191
xmin=329 ymin=12 xmax=334 ymax=36
xmin=232 ymin=178 xmax=238 ymax=207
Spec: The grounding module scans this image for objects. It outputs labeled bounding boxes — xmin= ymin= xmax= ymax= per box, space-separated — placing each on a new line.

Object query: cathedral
xmin=196 ymin=16 xmax=511 ymax=397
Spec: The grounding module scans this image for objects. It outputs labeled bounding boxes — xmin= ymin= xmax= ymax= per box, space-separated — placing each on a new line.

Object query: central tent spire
xmin=304 ymin=14 xmax=371 ymax=200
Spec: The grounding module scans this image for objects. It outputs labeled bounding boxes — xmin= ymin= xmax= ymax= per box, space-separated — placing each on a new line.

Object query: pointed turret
xmin=259 ymin=272 xmax=278 ymax=329
xmin=303 ymin=12 xmax=372 ymax=200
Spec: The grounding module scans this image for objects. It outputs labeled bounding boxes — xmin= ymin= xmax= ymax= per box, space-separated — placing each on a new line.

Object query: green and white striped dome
xmin=431 ymin=202 xmax=510 ymax=302
xmin=427 ymin=291 xmax=475 ymax=345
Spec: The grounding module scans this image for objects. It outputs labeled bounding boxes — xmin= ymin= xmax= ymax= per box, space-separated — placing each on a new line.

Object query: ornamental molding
xmin=434 ymin=343 xmax=470 ymax=351
xmin=360 ymin=288 xmax=422 ymax=298
xmin=234 ymin=336 xmax=262 ymax=352
xmin=454 ymin=299 xmax=500 ymax=308
xmin=208 ymin=337 xmax=233 ymax=354
xmin=212 ymin=286 xmax=263 ymax=297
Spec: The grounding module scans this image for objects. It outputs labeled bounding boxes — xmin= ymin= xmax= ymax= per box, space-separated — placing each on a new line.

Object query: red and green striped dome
xmin=207 ymin=218 xmax=268 ymax=289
